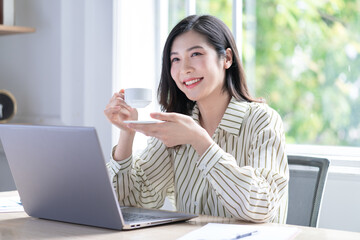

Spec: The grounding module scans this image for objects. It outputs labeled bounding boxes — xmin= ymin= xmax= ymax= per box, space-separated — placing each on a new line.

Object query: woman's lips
xmin=183 ymin=77 xmax=203 ymax=88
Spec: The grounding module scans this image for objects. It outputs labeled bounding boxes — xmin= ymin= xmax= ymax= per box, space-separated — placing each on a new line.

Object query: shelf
xmin=0 ymin=25 xmax=35 ymax=35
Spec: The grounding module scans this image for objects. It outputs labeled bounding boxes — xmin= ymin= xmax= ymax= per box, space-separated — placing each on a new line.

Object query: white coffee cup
xmin=124 ymin=88 xmax=152 ymax=108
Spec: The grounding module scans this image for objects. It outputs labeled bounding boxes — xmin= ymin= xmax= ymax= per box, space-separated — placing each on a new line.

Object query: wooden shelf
xmin=0 ymin=25 xmax=35 ymax=35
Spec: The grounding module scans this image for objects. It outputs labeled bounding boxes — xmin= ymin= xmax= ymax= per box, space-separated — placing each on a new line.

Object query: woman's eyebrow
xmin=187 ymin=45 xmax=204 ymax=51
xmin=170 ymin=45 xmax=204 ymax=56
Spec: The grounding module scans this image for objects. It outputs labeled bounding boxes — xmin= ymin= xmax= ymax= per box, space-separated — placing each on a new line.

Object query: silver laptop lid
xmin=0 ymin=124 xmax=124 ymax=230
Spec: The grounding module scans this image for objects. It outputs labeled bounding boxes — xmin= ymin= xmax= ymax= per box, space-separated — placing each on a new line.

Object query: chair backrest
xmin=0 ymin=140 xmax=16 ymax=191
xmin=286 ymin=155 xmax=330 ymax=227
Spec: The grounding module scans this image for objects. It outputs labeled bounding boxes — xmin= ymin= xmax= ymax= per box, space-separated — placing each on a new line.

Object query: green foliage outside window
xmin=244 ymin=0 xmax=360 ymax=146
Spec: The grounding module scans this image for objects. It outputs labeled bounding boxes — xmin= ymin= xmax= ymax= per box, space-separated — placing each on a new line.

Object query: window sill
xmin=287 ymin=144 xmax=360 ymax=177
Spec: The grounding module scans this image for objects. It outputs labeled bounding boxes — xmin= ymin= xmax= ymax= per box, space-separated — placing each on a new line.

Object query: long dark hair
xmin=158 ymin=15 xmax=259 ymax=115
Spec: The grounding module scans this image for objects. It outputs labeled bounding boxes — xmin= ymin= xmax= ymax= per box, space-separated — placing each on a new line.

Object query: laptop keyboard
xmin=121 ymin=211 xmax=166 ymax=222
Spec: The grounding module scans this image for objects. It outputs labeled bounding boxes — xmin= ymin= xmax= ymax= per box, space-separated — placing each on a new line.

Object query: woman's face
xmin=170 ymin=30 xmax=229 ymax=103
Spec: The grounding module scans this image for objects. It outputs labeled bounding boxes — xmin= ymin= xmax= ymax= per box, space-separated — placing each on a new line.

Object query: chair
xmin=286 ymin=155 xmax=330 ymax=227
xmin=0 ymin=140 xmax=17 ymax=191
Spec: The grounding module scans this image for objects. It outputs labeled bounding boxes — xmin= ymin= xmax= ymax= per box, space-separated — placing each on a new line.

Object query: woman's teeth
xmin=185 ymin=78 xmax=201 ymax=86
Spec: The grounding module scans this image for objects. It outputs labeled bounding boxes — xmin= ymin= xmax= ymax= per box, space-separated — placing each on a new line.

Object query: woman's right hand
xmin=104 ymin=89 xmax=138 ymax=131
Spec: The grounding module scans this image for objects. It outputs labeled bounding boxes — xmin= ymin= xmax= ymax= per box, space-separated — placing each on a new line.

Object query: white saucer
xmin=124 ymin=120 xmax=164 ymax=124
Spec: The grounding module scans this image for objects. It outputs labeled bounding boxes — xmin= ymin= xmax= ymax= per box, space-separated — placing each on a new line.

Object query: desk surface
xmin=1 ymin=191 xmax=359 ymax=240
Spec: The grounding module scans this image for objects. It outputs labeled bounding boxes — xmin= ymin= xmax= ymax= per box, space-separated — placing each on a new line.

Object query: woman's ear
xmin=224 ymin=48 xmax=233 ymax=69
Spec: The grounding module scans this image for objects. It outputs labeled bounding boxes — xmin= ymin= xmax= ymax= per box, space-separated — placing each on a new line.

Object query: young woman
xmin=104 ymin=15 xmax=288 ymax=223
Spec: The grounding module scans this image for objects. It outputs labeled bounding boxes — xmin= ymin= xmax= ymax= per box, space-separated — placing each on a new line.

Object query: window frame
xmin=112 ymin=0 xmax=360 ymax=172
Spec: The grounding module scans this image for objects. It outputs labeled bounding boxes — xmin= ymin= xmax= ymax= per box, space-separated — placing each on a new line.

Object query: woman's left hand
xmin=127 ymin=112 xmax=213 ymax=155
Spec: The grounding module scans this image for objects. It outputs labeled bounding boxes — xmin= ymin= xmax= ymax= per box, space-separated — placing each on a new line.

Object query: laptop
xmin=0 ymin=124 xmax=197 ymax=230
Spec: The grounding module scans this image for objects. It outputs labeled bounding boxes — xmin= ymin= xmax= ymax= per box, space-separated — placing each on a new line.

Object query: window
xmin=114 ymin=0 xmax=360 ymax=156
xmin=243 ymin=1 xmax=360 ymax=147
xmin=168 ymin=0 xmax=360 ymax=148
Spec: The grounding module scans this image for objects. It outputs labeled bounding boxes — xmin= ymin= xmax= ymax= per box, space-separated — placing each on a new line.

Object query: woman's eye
xmin=171 ymin=57 xmax=179 ymax=63
xmin=191 ymin=52 xmax=202 ymax=57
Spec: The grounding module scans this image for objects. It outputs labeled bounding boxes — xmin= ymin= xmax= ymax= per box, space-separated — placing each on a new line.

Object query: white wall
xmin=0 ymin=0 xmax=62 ymax=124
xmin=318 ymin=170 xmax=360 ymax=232
xmin=0 ymin=0 xmax=113 ymax=160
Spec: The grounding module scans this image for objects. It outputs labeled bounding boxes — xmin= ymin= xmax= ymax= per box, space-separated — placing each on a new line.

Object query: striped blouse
xmin=106 ymin=97 xmax=289 ymax=223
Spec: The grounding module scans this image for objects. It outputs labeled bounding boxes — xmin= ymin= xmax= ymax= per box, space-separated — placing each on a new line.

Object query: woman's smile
xmin=183 ymin=77 xmax=203 ymax=89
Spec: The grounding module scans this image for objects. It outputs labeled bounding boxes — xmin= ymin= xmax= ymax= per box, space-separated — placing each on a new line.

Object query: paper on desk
xmin=0 ymin=196 xmax=24 ymax=212
xmin=177 ymin=223 xmax=300 ymax=240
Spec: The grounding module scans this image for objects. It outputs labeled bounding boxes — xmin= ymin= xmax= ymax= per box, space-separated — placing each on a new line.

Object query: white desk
xmin=1 ymin=191 xmax=359 ymax=240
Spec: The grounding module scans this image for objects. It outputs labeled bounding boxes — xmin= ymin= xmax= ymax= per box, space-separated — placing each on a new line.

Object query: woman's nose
xmin=180 ymin=58 xmax=193 ymax=74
